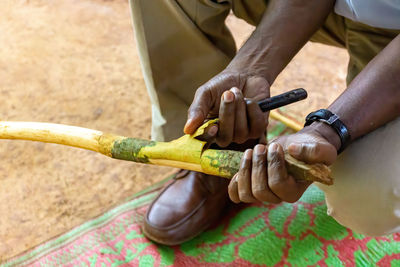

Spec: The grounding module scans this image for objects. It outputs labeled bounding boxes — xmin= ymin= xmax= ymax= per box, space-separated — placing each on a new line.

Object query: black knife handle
xmin=256 ymin=88 xmax=307 ymax=112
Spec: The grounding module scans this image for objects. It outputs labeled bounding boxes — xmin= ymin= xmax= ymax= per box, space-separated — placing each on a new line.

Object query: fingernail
xmin=223 ymin=91 xmax=234 ymax=103
xmin=244 ymin=149 xmax=252 ymax=160
xmin=184 ymin=119 xmax=192 ymax=132
xmin=268 ymin=143 xmax=278 ymax=158
xmin=254 ymin=145 xmax=266 ymax=155
xmin=208 ymin=125 xmax=218 ymax=136
xmin=230 ymin=87 xmax=241 ymax=95
xmin=232 ymin=174 xmax=238 ymax=183
xmin=184 ymin=118 xmax=192 ymax=127
xmin=288 ymin=143 xmax=301 ymax=156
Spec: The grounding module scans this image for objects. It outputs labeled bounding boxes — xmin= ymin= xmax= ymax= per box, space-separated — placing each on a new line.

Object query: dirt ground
xmin=0 ymin=0 xmax=348 ymax=260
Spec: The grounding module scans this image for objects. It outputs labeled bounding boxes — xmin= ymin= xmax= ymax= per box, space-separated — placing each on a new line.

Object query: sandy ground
xmin=0 ymin=0 xmax=348 ymax=260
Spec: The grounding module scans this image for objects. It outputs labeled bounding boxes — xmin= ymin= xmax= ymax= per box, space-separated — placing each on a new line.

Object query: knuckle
xmin=306 ymin=143 xmax=320 ymax=158
xmin=253 ymin=156 xmax=266 ymax=169
xmin=228 ymin=190 xmax=240 ymax=204
xmin=268 ymin=180 xmax=300 ymax=203
xmin=239 ymin=192 xmax=256 ymax=203
xmin=187 ymin=105 xmax=200 ymax=114
xmin=195 ymin=85 xmax=209 ymax=97
xmin=225 ymin=73 xmax=240 ymax=85
xmin=212 ymin=72 xmax=239 ymax=89
xmin=268 ymin=178 xmax=281 ymax=190
xmin=188 ymin=106 xmax=206 ymax=119
xmin=268 ymin=154 xmax=283 ymax=170
xmin=216 ymin=138 xmax=230 ymax=148
xmin=252 ymin=188 xmax=268 ymax=201
xmin=252 ymin=185 xmax=281 ymax=204
xmin=283 ymin=193 xmax=301 ymax=203
xmin=234 ymin=132 xmax=248 ymax=144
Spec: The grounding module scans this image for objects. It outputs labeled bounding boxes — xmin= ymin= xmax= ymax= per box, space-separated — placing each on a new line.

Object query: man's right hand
xmin=184 ymin=70 xmax=270 ymax=147
xmin=183 ymin=0 xmax=336 ymax=147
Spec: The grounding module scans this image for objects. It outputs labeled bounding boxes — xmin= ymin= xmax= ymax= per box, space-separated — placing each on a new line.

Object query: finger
xmin=195 ymin=124 xmax=218 ymax=144
xmin=246 ymin=99 xmax=267 ymax=140
xmin=237 ymin=149 xmax=257 ymax=203
xmin=252 ymin=144 xmax=281 ymax=203
xmin=217 ymin=90 xmax=235 ymax=147
xmin=288 ymin=142 xmax=337 ymax=165
xmin=242 ymin=76 xmax=269 ymax=137
xmin=185 ymin=87 xmax=213 ymax=134
xmin=231 ymin=87 xmax=248 ymax=144
xmin=228 ymin=174 xmax=240 ymax=203
xmin=268 ymin=143 xmax=310 ymax=203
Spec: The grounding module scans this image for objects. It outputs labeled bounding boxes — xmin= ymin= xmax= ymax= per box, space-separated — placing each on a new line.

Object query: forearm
xmin=309 ymin=34 xmax=400 ymax=151
xmin=228 ymin=0 xmax=335 ymax=84
xmin=330 ymin=35 xmax=400 ymax=139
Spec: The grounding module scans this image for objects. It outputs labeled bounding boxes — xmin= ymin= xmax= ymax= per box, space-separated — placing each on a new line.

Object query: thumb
xmin=288 ymin=142 xmax=337 ymax=165
xmin=195 ymin=124 xmax=218 ymax=143
xmin=184 ymin=88 xmax=213 ymax=134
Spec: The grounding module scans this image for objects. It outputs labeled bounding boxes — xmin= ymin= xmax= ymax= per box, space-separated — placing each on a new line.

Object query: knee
xmin=319 ymin=171 xmax=400 ymax=236
xmin=322 ymin=188 xmax=400 ymax=236
xmin=319 ymin=117 xmax=400 ymax=236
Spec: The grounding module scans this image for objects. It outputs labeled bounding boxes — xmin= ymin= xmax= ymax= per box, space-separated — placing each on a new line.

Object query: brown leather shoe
xmin=142 ymin=170 xmax=230 ymax=245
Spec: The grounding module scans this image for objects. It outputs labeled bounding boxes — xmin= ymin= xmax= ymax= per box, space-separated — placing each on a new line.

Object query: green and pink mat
xmin=4 ymin=117 xmax=400 ymax=266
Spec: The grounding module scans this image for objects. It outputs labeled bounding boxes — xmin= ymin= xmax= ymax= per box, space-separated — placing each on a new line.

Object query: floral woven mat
xmin=3 ymin=118 xmax=400 ymax=266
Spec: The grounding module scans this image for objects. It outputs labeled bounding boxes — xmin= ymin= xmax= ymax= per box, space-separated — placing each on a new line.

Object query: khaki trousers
xmin=130 ymin=0 xmax=400 ymax=235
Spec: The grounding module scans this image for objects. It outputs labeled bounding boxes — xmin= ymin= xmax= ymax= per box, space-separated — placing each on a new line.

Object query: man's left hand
xmin=228 ymin=130 xmax=337 ymax=203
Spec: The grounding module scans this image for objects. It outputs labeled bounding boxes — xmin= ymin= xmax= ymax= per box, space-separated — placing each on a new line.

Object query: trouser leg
xmin=319 ymin=117 xmax=400 ymax=236
xmin=130 ymin=1 xmax=240 ymax=246
xmin=308 ymin=13 xmax=399 ymax=83
xmin=342 ymin=21 xmax=399 ymax=83
xmin=129 ymin=0 xmax=235 ymax=141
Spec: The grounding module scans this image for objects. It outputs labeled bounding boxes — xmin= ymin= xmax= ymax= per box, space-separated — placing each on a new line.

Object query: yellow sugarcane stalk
xmin=0 ymin=117 xmax=333 ymax=185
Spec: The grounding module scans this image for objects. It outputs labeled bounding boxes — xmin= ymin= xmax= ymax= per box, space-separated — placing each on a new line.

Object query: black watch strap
xmin=304 ymin=109 xmax=351 ymax=154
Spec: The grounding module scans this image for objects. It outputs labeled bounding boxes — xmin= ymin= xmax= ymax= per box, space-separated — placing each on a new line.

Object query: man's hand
xmin=182 ymin=0 xmax=335 ymax=147
xmin=227 ymin=128 xmax=337 ymax=203
xmin=184 ymin=70 xmax=270 ymax=147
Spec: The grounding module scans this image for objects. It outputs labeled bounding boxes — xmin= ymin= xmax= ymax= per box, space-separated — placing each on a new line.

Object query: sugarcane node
xmin=284 ymin=153 xmax=333 ymax=185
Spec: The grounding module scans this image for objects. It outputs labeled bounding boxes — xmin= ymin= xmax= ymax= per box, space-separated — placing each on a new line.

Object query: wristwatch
xmin=304 ymin=109 xmax=351 ymax=154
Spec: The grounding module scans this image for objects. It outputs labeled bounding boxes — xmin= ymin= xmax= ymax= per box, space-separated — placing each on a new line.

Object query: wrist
xmin=304 ymin=109 xmax=352 ymax=153
xmin=302 ymin=121 xmax=342 ymax=152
